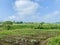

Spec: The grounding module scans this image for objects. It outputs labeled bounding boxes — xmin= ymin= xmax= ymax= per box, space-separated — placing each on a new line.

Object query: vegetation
xmin=0 ymin=21 xmax=60 ymax=45
xmin=48 ymin=36 xmax=60 ymax=45
xmin=0 ymin=21 xmax=60 ymax=30
xmin=2 ymin=21 xmax=13 ymax=30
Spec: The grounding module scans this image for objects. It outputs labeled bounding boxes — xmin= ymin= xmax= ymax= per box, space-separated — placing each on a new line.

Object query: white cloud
xmin=14 ymin=0 xmax=39 ymax=15
xmin=9 ymin=16 xmax=16 ymax=19
xmin=43 ymin=11 xmax=60 ymax=20
xmin=8 ymin=11 xmax=60 ymax=22
xmin=12 ymin=0 xmax=60 ymax=22
xmin=13 ymin=0 xmax=41 ymax=21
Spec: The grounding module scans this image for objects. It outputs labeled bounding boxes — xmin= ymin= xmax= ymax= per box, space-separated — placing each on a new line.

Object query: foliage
xmin=0 ymin=21 xmax=60 ymax=45
xmin=0 ymin=21 xmax=60 ymax=30
xmin=2 ymin=21 xmax=13 ymax=30
xmin=36 ymin=23 xmax=60 ymax=29
xmin=0 ymin=29 xmax=60 ymax=45
xmin=14 ymin=21 xmax=23 ymax=24
xmin=48 ymin=37 xmax=60 ymax=45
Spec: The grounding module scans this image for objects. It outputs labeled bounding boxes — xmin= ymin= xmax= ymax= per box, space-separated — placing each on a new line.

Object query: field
xmin=0 ymin=23 xmax=60 ymax=45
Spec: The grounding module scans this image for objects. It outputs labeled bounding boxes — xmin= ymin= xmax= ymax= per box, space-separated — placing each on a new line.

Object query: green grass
xmin=48 ymin=36 xmax=60 ymax=45
xmin=1 ymin=23 xmax=60 ymax=30
xmin=11 ymin=24 xmax=39 ymax=29
xmin=0 ymin=29 xmax=59 ymax=35
xmin=0 ymin=29 xmax=60 ymax=38
xmin=10 ymin=24 xmax=60 ymax=30
xmin=0 ymin=29 xmax=60 ymax=45
xmin=0 ymin=23 xmax=60 ymax=45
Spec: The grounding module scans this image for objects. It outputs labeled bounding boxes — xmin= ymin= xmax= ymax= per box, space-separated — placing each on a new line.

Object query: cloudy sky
xmin=0 ymin=0 xmax=60 ymax=22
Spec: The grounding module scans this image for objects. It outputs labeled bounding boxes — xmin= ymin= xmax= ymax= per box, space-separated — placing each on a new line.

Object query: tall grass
xmin=48 ymin=36 xmax=60 ymax=45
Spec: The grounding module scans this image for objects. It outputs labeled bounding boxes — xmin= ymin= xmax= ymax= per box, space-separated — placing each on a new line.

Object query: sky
xmin=0 ymin=0 xmax=60 ymax=22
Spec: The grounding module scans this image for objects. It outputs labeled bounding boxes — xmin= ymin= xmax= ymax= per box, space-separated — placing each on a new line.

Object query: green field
xmin=0 ymin=29 xmax=60 ymax=45
xmin=0 ymin=23 xmax=60 ymax=45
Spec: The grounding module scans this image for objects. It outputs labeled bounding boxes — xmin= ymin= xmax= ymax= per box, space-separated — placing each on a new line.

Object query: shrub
xmin=2 ymin=21 xmax=13 ymax=30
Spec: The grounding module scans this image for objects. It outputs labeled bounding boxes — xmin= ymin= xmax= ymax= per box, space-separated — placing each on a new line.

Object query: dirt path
xmin=40 ymin=39 xmax=49 ymax=45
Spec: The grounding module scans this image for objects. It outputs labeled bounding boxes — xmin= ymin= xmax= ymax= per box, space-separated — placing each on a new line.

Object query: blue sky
xmin=0 ymin=0 xmax=60 ymax=22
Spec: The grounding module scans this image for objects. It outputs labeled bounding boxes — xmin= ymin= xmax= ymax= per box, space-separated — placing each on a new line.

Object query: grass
xmin=0 ymin=23 xmax=60 ymax=45
xmin=9 ymin=23 xmax=60 ymax=30
xmin=11 ymin=24 xmax=39 ymax=29
xmin=0 ymin=29 xmax=60 ymax=38
xmin=0 ymin=29 xmax=60 ymax=45
xmin=48 ymin=36 xmax=60 ymax=45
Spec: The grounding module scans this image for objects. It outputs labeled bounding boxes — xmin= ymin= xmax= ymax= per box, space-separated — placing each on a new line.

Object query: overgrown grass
xmin=48 ymin=36 xmax=60 ymax=45
xmin=0 ymin=29 xmax=60 ymax=38
xmin=10 ymin=24 xmax=60 ymax=30
xmin=0 ymin=29 xmax=60 ymax=45
xmin=0 ymin=23 xmax=60 ymax=45
xmin=1 ymin=23 xmax=60 ymax=30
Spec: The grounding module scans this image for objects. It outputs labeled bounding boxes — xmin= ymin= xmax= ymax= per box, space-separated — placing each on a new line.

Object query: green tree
xmin=37 ymin=22 xmax=45 ymax=29
xmin=40 ymin=22 xmax=45 ymax=25
xmin=2 ymin=21 xmax=13 ymax=30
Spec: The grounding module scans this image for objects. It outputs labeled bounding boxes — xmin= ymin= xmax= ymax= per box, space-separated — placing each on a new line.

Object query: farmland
xmin=0 ymin=22 xmax=60 ymax=45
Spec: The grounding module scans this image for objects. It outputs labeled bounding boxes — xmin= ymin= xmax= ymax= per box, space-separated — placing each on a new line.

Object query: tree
xmin=37 ymin=22 xmax=45 ymax=29
xmin=40 ymin=22 xmax=45 ymax=25
xmin=16 ymin=21 xmax=23 ymax=24
xmin=2 ymin=21 xmax=13 ymax=30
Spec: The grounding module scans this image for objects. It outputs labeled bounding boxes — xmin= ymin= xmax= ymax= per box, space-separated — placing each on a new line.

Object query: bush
xmin=2 ymin=21 xmax=13 ymax=30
